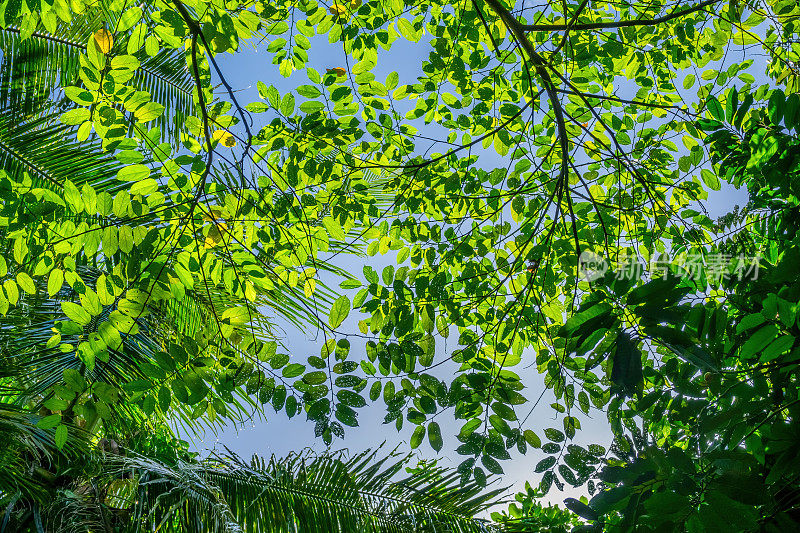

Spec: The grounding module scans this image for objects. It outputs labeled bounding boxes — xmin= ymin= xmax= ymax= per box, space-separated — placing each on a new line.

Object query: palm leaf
xmin=115 ymin=447 xmax=505 ymax=533
xmin=0 ymin=9 xmax=193 ymax=141
xmin=0 ymin=107 xmax=124 ymax=190
xmin=0 ymin=404 xmax=89 ymax=501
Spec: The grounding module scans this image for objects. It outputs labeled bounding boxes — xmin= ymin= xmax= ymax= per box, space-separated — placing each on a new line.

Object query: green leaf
xmin=544 ymin=428 xmax=565 ymax=443
xmin=60 ymin=108 xmax=90 ymax=125
xmin=183 ymin=373 xmax=208 ymax=403
xmin=130 ymin=178 xmax=159 ymax=196
xmin=706 ymin=96 xmax=725 ymax=121
xmin=363 ymin=266 xmax=379 ymax=284
xmin=4 ymin=280 xmax=18 ymax=306
xmin=644 ymin=491 xmax=690 ymax=515
xmin=760 ymin=335 xmax=794 ymax=362
xmin=128 ymin=24 xmax=146 ymax=53
xmin=285 ymin=396 xmax=298 ymax=417
xmin=117 ymin=164 xmax=150 ymax=181
xmin=523 ymin=429 xmax=541 ymax=448
xmin=726 ymin=86 xmax=738 ymax=122
xmin=397 ymin=18 xmax=419 ymax=42
xmin=48 ymin=268 xmax=64 ymax=297
xmin=271 ymin=386 xmax=287 ymax=411
xmin=428 ymin=421 xmax=443 ymax=452
xmin=768 ymin=90 xmax=785 ymax=124
xmin=297 ymin=84 xmax=321 ymax=98
xmin=386 ymin=71 xmax=399 ymax=90
xmin=135 ymin=102 xmax=165 ymax=122
xmin=701 ymin=168 xmax=721 ymax=191
xmin=54 ymin=424 xmax=68 ymax=449
xmin=110 ymin=55 xmax=140 ymax=71
xmin=410 ymin=424 xmax=425 ymax=449
xmin=335 ymin=404 xmax=358 ymax=427
xmin=246 ymin=102 xmax=270 ymax=113
xmin=282 ymin=363 xmax=306 ymax=378
xmin=481 ymin=455 xmax=503 ymax=474
xmin=171 ymin=380 xmax=189 ymax=404
xmin=611 ymin=331 xmax=643 ymax=396
xmin=322 ymin=216 xmax=347 ymax=241
xmin=561 ymin=303 xmax=612 ymax=336
xmin=337 ymin=389 xmax=366 ymax=407
xmin=158 ymin=385 xmax=171 ymax=412
xmin=307 ymin=398 xmax=329 ymax=420
xmin=535 ymin=456 xmax=556 ymax=472
xmin=271 ymin=353 xmax=290 ymax=369
xmin=16 ymin=272 xmax=35 ymax=295
xmin=62 ymin=301 xmax=91 ymax=326
xmin=329 ymin=295 xmax=351 ymax=328
xmin=741 ymin=324 xmax=779 ymax=359
xmin=64 ymin=86 xmax=94 ymax=106
xmin=37 ymin=414 xmax=61 ymax=429
xmin=299 ymin=101 xmax=324 ymax=113
xmin=382 ymin=265 xmax=395 ymax=285
xmin=564 ymin=498 xmax=599 ymax=521
xmin=303 ymin=371 xmax=328 ymax=385
xmin=118 ymin=7 xmax=142 ymax=31
xmin=281 ymin=93 xmax=295 ymax=115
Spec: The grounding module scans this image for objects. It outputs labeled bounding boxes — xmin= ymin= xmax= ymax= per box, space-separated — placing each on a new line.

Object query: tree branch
xmin=521 ymin=0 xmax=723 ymax=32
xmin=484 ymin=0 xmax=570 ymax=184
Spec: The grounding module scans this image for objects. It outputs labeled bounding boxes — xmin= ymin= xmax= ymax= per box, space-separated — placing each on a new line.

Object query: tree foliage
xmin=0 ymin=0 xmax=799 ymax=530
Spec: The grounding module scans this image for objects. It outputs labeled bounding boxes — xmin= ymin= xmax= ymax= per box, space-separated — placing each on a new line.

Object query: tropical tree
xmin=0 ymin=0 xmax=799 ymax=530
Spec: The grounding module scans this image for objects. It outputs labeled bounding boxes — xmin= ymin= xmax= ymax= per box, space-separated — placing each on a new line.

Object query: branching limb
xmin=484 ymin=0 xmax=570 ymax=183
xmin=521 ymin=0 xmax=724 ymax=32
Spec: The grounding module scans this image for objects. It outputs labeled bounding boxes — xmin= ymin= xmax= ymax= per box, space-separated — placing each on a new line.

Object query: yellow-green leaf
xmin=61 ymin=108 xmax=90 ymax=125
xmin=329 ymin=295 xmax=351 ymax=328
xmin=62 ymin=301 xmax=92 ymax=326
xmin=397 ymin=18 xmax=419 ymax=42
xmin=3 ymin=280 xmax=19 ymax=305
xmin=16 ymin=272 xmax=35 ymax=295
xmin=117 ymin=164 xmax=149 ymax=181
xmin=130 ymin=178 xmax=159 ymax=196
xmin=134 ymin=102 xmax=165 ymax=122
xmin=48 ymin=268 xmax=64 ymax=297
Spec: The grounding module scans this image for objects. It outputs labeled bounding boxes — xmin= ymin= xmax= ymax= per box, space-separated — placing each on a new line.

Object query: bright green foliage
xmin=492 ymin=482 xmax=582 ymax=532
xmin=569 ymin=90 xmax=800 ymax=532
xmin=0 ymin=431 xmax=502 ymax=531
xmin=0 ymin=0 xmax=799 ymax=529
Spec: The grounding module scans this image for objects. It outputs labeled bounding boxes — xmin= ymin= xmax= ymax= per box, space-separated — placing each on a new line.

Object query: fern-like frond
xmin=115 ymin=447 xmax=504 ymax=533
xmin=0 ymin=9 xmax=194 ymax=141
xmin=0 ymin=108 xmax=124 ymax=190
xmin=0 ymin=404 xmax=89 ymax=502
xmin=0 ymin=25 xmax=89 ymax=117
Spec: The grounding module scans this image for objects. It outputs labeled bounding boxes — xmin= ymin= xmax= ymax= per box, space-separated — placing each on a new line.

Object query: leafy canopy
xmin=0 ymin=0 xmax=799 ymax=530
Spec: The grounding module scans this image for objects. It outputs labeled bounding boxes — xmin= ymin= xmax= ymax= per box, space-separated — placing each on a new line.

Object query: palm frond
xmin=114 ymin=447 xmax=504 ymax=533
xmin=0 ymin=25 xmax=88 ymax=117
xmin=134 ymin=48 xmax=194 ymax=144
xmin=0 ymin=9 xmax=194 ymax=141
xmin=0 ymin=404 xmax=88 ymax=501
xmin=0 ymin=268 xmax=155 ymax=400
xmin=0 ymin=108 xmax=124 ymax=190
